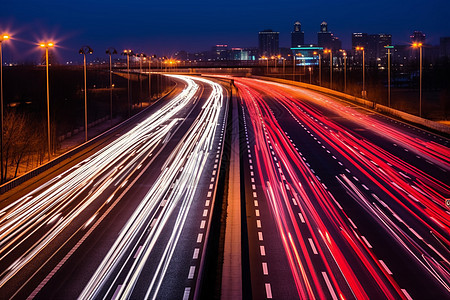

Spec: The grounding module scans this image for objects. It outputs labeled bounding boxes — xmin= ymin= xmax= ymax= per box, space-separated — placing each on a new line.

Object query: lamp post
xmin=340 ymin=50 xmax=347 ymax=93
xmin=293 ymin=54 xmax=295 ymax=81
xmin=384 ymin=45 xmax=394 ymax=107
xmin=106 ymin=47 xmax=117 ymax=122
xmin=356 ymin=46 xmax=366 ymax=98
xmin=40 ymin=42 xmax=55 ymax=161
xmin=324 ymin=49 xmax=332 ymax=89
xmin=282 ymin=57 xmax=285 ymax=79
xmin=79 ymin=46 xmax=93 ymax=142
xmin=309 ymin=67 xmax=312 ymax=84
xmin=122 ymin=49 xmax=134 ymax=116
xmin=137 ymin=53 xmax=146 ymax=107
xmin=413 ymin=43 xmax=423 ymax=117
xmin=314 ymin=51 xmax=321 ymax=86
xmin=0 ymin=34 xmax=9 ymax=182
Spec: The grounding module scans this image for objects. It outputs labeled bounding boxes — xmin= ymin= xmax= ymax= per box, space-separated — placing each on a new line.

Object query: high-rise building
xmin=410 ymin=31 xmax=426 ymax=44
xmin=258 ymin=29 xmax=279 ymax=57
xmin=318 ymin=21 xmax=341 ymax=51
xmin=291 ymin=21 xmax=304 ymax=48
xmin=318 ymin=21 xmax=333 ymax=49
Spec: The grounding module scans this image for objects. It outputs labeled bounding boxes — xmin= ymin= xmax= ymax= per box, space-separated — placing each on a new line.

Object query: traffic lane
xmin=42 ymin=75 xmax=225 ymax=300
xmin=0 ymin=79 xmax=185 ymax=205
xmin=105 ymin=76 xmax=226 ymax=299
xmin=29 ymin=77 xmax=216 ymax=299
xmin=269 ymin=82 xmax=450 ymax=173
xmin=237 ymin=85 xmax=374 ymax=299
xmin=144 ymin=98 xmax=227 ymax=300
xmin=262 ymin=92 xmax=450 ymax=256
xmin=0 ymin=76 xmax=203 ymax=298
xmin=245 ymin=104 xmax=388 ymax=298
xmin=256 ymin=86 xmax=450 ymax=298
xmin=266 ymin=98 xmax=448 ymax=299
xmin=240 ymin=79 xmax=449 ymax=252
xmin=238 ymin=101 xmax=299 ymax=300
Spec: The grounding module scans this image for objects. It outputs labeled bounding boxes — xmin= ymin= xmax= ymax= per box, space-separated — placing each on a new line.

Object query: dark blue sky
xmin=1 ymin=0 xmax=449 ymax=63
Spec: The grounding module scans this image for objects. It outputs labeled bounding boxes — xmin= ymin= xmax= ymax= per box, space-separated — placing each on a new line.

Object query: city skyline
xmin=1 ymin=0 xmax=449 ymax=62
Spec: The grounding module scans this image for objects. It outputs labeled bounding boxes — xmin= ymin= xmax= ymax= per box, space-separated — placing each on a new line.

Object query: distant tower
xmin=320 ymin=21 xmax=328 ymax=33
xmin=258 ymin=29 xmax=280 ymax=57
xmin=291 ymin=21 xmax=305 ymax=48
xmin=318 ymin=21 xmax=333 ymax=49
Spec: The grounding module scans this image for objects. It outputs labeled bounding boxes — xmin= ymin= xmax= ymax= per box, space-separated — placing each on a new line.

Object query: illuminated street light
xmin=313 ymin=51 xmax=321 ymax=86
xmin=106 ymin=47 xmax=117 ymax=122
xmin=40 ymin=41 xmax=55 ymax=160
xmin=122 ymin=49 xmax=134 ymax=116
xmin=324 ymin=49 xmax=332 ymax=89
xmin=79 ymin=46 xmax=93 ymax=142
xmin=0 ymin=34 xmax=10 ymax=182
xmin=356 ymin=46 xmax=366 ymax=98
xmin=339 ymin=50 xmax=347 ymax=93
xmin=412 ymin=42 xmax=423 ymax=117
xmin=384 ymin=45 xmax=394 ymax=107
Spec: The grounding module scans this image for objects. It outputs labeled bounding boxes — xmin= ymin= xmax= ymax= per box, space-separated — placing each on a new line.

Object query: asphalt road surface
xmin=235 ymin=77 xmax=449 ymax=300
xmin=0 ymin=75 xmax=228 ymax=300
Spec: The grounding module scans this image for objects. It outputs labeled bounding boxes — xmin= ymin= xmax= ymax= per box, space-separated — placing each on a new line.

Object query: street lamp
xmin=106 ymin=47 xmax=117 ymax=122
xmin=314 ymin=51 xmax=321 ymax=86
xmin=412 ymin=42 xmax=423 ymax=117
xmin=122 ymin=49 xmax=134 ymax=116
xmin=79 ymin=46 xmax=93 ymax=142
xmin=384 ymin=45 xmax=394 ymax=107
xmin=324 ymin=49 xmax=332 ymax=89
xmin=340 ymin=49 xmax=347 ymax=93
xmin=0 ymin=34 xmax=9 ymax=182
xmin=137 ymin=53 xmax=146 ymax=107
xmin=356 ymin=46 xmax=366 ymax=98
xmin=40 ymin=41 xmax=55 ymax=161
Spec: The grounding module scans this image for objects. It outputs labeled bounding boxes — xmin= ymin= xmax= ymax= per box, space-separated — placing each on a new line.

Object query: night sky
xmin=1 ymin=0 xmax=449 ymax=63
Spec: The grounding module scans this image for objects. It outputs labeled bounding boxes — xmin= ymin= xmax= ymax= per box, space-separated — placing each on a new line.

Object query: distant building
xmin=440 ymin=37 xmax=450 ymax=58
xmin=410 ymin=31 xmax=426 ymax=44
xmin=259 ymin=29 xmax=279 ymax=57
xmin=211 ymin=44 xmax=229 ymax=60
xmin=352 ymin=33 xmax=392 ymax=67
xmin=291 ymin=21 xmax=305 ymax=48
xmin=291 ymin=45 xmax=323 ymax=66
xmin=352 ymin=33 xmax=368 ymax=49
xmin=318 ymin=22 xmax=333 ymax=49
xmin=318 ymin=21 xmax=340 ymax=51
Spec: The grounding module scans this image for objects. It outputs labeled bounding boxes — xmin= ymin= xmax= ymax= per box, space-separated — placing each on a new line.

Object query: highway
xmin=0 ymin=75 xmax=227 ymax=299
xmin=234 ymin=77 xmax=450 ymax=299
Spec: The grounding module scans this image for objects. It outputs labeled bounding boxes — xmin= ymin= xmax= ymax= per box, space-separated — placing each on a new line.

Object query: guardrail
xmin=253 ymin=76 xmax=450 ymax=135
